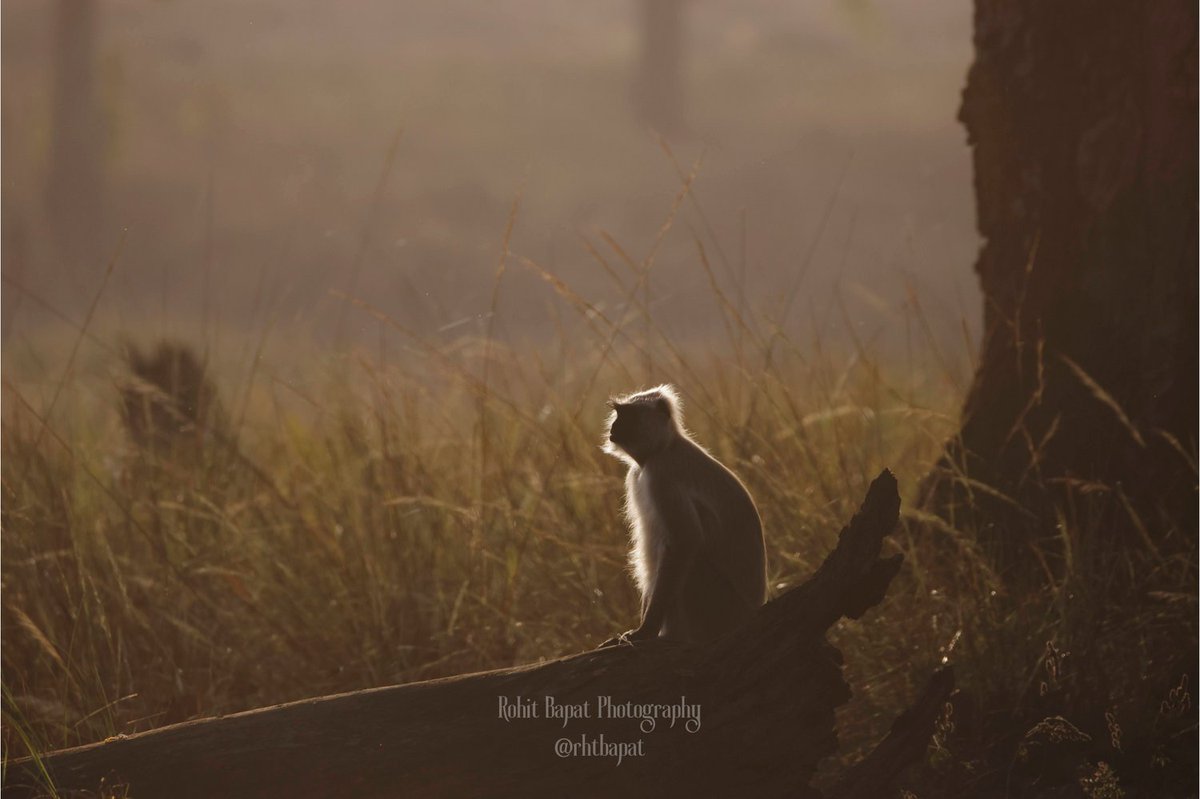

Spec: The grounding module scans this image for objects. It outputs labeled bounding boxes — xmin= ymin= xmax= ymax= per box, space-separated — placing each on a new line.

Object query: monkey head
xmin=602 ymin=385 xmax=682 ymax=466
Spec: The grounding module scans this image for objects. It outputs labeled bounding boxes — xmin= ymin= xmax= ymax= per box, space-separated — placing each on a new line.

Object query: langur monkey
xmin=601 ymin=385 xmax=766 ymax=645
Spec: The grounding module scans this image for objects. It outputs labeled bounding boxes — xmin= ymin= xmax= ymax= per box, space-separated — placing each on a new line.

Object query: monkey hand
xmin=598 ymin=628 xmax=655 ymax=648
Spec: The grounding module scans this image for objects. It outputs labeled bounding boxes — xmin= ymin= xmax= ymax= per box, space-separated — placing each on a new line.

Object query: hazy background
xmin=3 ymin=0 xmax=978 ymax=353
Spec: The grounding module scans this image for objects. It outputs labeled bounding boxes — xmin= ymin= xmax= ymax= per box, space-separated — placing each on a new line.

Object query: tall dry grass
xmin=2 ymin=195 xmax=1195 ymax=796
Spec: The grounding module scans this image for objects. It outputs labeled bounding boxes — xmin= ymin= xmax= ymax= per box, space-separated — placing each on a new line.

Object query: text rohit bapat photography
xmin=497 ymin=694 xmax=701 ymax=766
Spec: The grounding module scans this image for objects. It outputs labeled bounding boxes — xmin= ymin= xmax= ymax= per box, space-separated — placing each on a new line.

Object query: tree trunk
xmin=631 ymin=0 xmax=686 ymax=135
xmin=4 ymin=471 xmax=952 ymax=799
xmin=923 ymin=0 xmax=1198 ymax=567
xmin=46 ymin=0 xmax=104 ymax=273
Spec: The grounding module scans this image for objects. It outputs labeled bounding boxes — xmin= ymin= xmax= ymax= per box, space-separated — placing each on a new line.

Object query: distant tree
xmin=631 ymin=0 xmax=686 ymax=135
xmin=923 ymin=1 xmax=1198 ymax=569
xmin=46 ymin=0 xmax=105 ymax=271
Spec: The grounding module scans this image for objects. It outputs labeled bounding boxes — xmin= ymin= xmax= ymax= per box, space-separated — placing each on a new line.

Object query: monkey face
xmin=605 ymin=397 xmax=673 ymax=465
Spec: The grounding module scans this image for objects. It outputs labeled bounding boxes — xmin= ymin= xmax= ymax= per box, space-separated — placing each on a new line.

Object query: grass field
xmin=2 ymin=217 xmax=1196 ymax=795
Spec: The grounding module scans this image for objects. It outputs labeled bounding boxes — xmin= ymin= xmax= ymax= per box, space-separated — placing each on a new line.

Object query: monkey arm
xmin=628 ymin=543 xmax=695 ymax=640
xmin=628 ymin=486 xmax=702 ymax=640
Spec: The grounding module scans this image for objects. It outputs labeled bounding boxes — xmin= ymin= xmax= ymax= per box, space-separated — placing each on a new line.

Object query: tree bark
xmin=923 ymin=0 xmax=1198 ymax=566
xmin=5 ymin=471 xmax=951 ymax=799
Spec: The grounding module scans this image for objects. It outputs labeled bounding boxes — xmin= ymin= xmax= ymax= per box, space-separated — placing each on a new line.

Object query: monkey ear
xmin=653 ymin=396 xmax=672 ymax=417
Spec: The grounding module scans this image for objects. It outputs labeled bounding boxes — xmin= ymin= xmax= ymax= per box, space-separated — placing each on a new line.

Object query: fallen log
xmin=5 ymin=469 xmax=951 ymax=798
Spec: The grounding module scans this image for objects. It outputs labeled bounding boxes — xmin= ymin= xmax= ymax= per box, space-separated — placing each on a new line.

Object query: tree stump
xmin=5 ymin=470 xmax=951 ymax=799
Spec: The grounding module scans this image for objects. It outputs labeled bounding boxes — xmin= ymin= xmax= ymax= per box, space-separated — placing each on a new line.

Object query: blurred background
xmin=3 ymin=0 xmax=978 ymax=352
